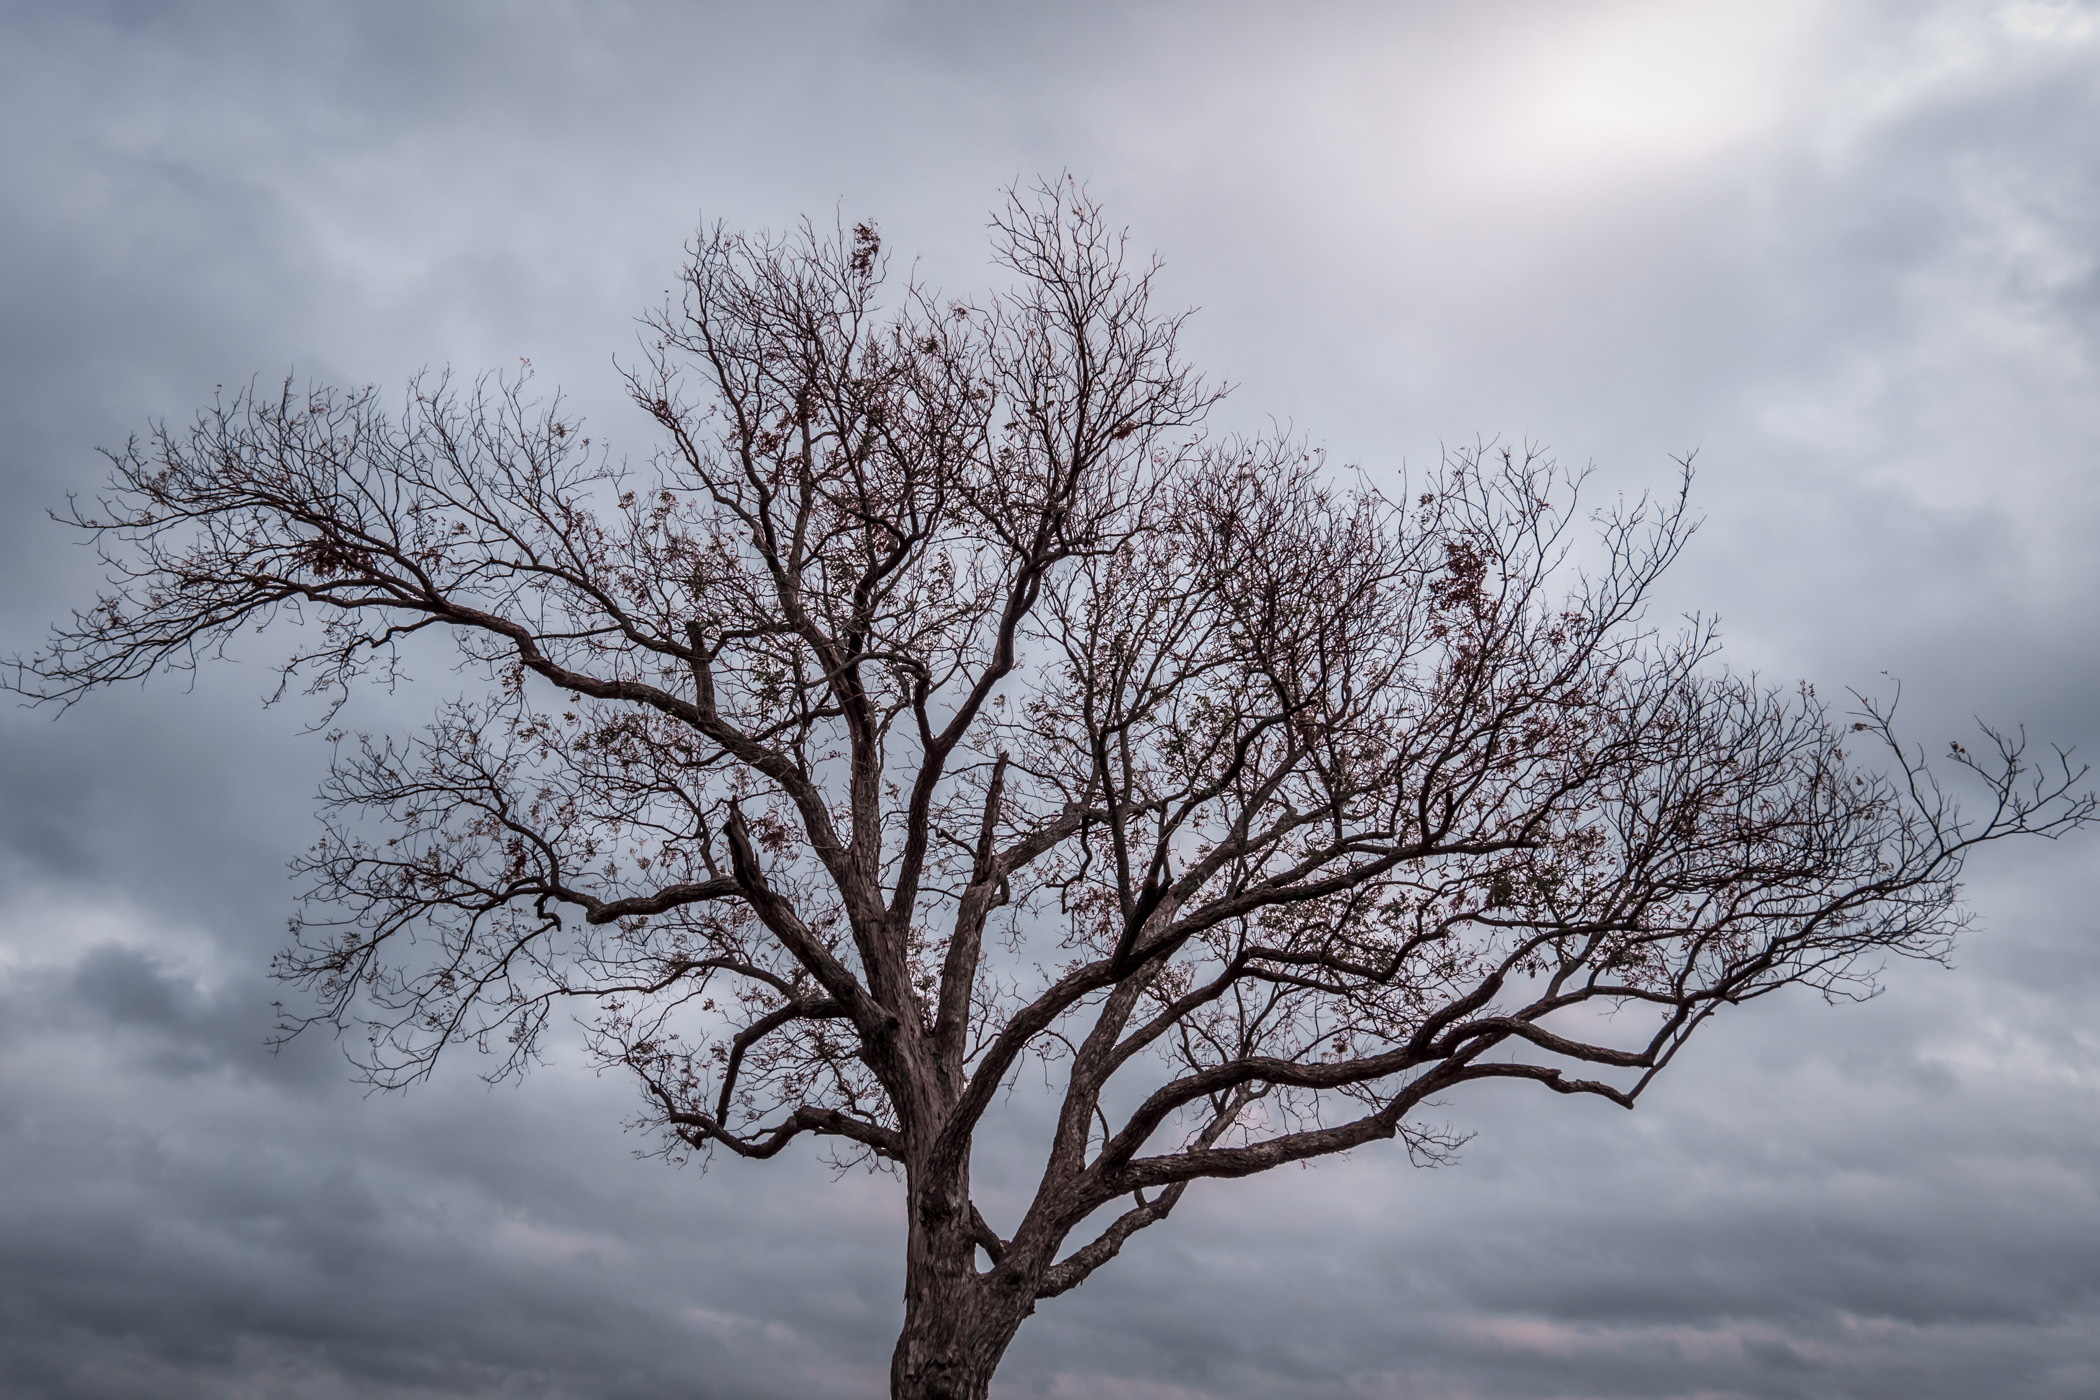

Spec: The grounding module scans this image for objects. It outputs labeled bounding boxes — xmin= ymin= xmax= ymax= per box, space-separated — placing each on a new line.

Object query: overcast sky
xmin=4 ymin=3 xmax=2099 ymax=1397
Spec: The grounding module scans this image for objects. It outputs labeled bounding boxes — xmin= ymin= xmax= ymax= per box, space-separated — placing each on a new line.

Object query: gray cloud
xmin=4 ymin=2 xmax=2099 ymax=1396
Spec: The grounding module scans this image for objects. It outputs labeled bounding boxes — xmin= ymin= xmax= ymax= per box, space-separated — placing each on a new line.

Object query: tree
xmin=12 ymin=185 xmax=2092 ymax=1400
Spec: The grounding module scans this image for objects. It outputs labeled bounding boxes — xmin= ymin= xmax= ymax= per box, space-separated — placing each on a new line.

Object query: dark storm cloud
xmin=4 ymin=2 xmax=2099 ymax=1397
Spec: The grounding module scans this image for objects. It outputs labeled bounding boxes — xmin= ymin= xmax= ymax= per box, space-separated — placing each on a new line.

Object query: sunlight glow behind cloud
xmin=1441 ymin=2 xmax=1819 ymax=192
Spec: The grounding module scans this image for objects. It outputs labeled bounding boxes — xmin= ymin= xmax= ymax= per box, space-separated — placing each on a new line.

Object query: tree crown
xmin=13 ymin=185 xmax=2091 ymax=1330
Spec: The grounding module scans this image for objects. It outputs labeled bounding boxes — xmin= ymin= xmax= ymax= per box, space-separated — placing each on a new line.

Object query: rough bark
xmin=891 ymin=1170 xmax=1033 ymax=1400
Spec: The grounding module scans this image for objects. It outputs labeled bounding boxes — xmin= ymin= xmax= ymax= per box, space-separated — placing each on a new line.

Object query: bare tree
xmin=12 ymin=185 xmax=2092 ymax=1400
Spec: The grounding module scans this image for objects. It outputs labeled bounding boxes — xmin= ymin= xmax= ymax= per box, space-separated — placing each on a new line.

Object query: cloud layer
xmin=4 ymin=3 xmax=2098 ymax=1396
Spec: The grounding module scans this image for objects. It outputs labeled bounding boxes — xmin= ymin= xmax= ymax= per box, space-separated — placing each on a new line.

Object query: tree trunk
xmin=888 ymin=1173 xmax=1034 ymax=1400
xmin=889 ymin=1291 xmax=1023 ymax=1400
